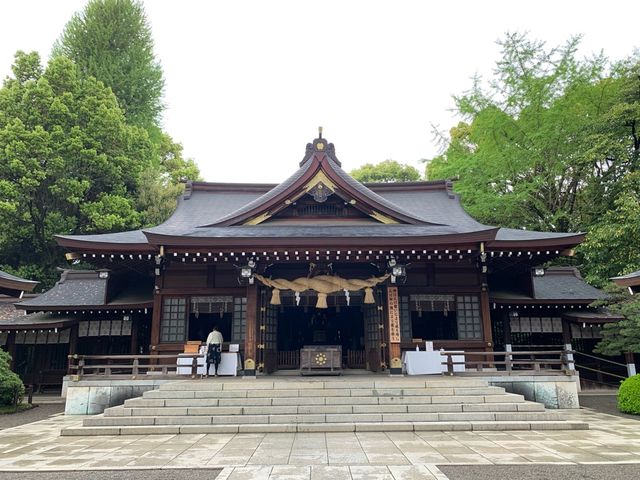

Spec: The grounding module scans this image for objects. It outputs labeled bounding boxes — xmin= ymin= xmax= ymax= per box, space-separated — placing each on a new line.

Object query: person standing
xmin=205 ymin=325 xmax=224 ymax=377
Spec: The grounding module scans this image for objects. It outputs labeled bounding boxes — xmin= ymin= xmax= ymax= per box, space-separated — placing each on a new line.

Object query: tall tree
xmin=351 ymin=159 xmax=421 ymax=183
xmin=0 ymin=52 xmax=152 ymax=287
xmin=427 ymin=33 xmax=640 ymax=234
xmin=580 ymin=172 xmax=640 ymax=286
xmin=53 ymin=0 xmax=164 ymax=130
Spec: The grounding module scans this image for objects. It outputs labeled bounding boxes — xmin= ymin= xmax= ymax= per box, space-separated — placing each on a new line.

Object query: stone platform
xmin=61 ymin=376 xmax=587 ymax=435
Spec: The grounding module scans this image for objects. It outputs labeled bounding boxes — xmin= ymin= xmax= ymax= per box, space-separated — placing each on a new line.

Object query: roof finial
xmin=318 ymin=126 xmax=323 ymax=139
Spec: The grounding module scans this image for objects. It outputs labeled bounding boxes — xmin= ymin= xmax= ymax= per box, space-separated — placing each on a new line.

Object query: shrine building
xmin=1 ymin=134 xmax=617 ymax=384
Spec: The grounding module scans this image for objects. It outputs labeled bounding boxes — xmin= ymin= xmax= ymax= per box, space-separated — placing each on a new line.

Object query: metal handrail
xmin=574 ymin=364 xmax=627 ymax=380
xmin=572 ymin=351 xmax=627 ymax=368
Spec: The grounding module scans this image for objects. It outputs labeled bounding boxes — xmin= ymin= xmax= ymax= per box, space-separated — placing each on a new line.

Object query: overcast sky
xmin=1 ymin=1 xmax=639 ymax=183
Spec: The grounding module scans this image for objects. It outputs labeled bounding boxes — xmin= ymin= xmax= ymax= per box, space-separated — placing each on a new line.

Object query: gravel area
xmin=0 ymin=403 xmax=64 ymax=431
xmin=579 ymin=394 xmax=640 ymax=420
xmin=440 ymin=464 xmax=640 ymax=480
xmin=0 ymin=470 xmax=221 ymax=480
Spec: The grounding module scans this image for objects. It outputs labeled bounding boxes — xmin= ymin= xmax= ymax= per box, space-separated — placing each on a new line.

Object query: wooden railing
xmin=439 ymin=349 xmax=574 ymax=375
xmin=67 ymin=354 xmax=201 ymax=380
xmin=277 ymin=350 xmax=300 ymax=369
xmin=347 ymin=349 xmax=366 ymax=369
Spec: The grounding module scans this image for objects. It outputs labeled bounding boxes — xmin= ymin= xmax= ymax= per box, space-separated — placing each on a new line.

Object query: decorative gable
xmin=213 ymin=132 xmax=429 ymax=227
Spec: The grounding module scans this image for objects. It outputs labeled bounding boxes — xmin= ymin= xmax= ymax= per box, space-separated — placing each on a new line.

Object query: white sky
xmin=1 ymin=1 xmax=639 ymax=183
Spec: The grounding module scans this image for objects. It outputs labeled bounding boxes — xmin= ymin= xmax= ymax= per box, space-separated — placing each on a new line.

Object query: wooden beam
xmin=244 ymin=283 xmax=258 ymax=376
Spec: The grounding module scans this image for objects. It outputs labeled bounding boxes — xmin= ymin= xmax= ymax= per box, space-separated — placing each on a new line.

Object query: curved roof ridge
xmin=204 ymin=136 xmax=438 ymax=227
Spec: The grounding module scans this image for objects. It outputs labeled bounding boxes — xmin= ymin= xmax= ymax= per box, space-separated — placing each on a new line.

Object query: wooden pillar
xmin=6 ymin=331 xmax=16 ymax=370
xmin=479 ymin=288 xmax=494 ymax=352
xmin=150 ymin=274 xmax=163 ymax=356
xmin=68 ymin=324 xmax=78 ymax=356
xmin=386 ymin=286 xmax=402 ymax=375
xmin=244 ymin=283 xmax=258 ymax=377
xmin=130 ymin=316 xmax=139 ymax=355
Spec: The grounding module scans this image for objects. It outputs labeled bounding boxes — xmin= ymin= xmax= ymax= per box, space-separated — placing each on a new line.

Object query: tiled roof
xmin=54 ymin=137 xmax=585 ymax=248
xmin=490 ymin=267 xmax=606 ymax=302
xmin=17 ymin=270 xmax=153 ymax=311
xmin=0 ymin=311 xmax=77 ymax=329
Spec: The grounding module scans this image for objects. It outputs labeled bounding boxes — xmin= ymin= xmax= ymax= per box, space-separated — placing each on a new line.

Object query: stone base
xmin=486 ymin=374 xmax=580 ymax=409
xmin=63 ymin=377 xmax=174 ymax=415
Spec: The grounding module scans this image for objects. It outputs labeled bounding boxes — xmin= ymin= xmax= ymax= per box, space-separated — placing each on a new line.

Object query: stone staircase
xmin=61 ymin=376 xmax=588 ymax=435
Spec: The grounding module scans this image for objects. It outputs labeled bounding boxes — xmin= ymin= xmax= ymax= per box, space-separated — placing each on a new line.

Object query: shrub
xmin=618 ymin=374 xmax=640 ymax=415
xmin=0 ymin=349 xmax=24 ymax=406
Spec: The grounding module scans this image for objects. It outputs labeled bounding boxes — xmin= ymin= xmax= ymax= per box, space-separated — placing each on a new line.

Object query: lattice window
xmin=363 ymin=304 xmax=380 ymax=349
xmin=456 ymin=295 xmax=482 ymax=339
xmin=160 ymin=297 xmax=187 ymax=343
xmin=232 ymin=297 xmax=247 ymax=342
xmin=264 ymin=304 xmax=278 ymax=350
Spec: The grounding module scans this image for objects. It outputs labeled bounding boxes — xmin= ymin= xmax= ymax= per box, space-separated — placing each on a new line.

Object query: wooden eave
xmin=489 ymin=297 xmax=594 ymax=305
xmin=54 ymin=237 xmax=156 ymax=254
xmin=487 ymin=233 xmax=585 ymax=250
xmin=143 ymin=228 xmax=499 ymax=249
xmin=0 ymin=277 xmax=38 ymax=294
xmin=19 ymin=301 xmax=154 ymax=313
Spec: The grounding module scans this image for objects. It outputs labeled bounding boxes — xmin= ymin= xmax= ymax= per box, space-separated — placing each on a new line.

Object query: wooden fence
xmin=67 ymin=354 xmax=200 ymax=379
xmin=439 ymin=349 xmax=574 ymax=375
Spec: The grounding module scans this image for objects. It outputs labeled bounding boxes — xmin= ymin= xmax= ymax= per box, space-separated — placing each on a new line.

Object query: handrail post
xmin=625 ymin=352 xmax=637 ymax=377
xmin=447 ymin=353 xmax=454 ymax=376
xmin=191 ymin=355 xmax=198 ymax=378
xmin=132 ymin=358 xmax=139 ymax=377
xmin=564 ymin=344 xmax=575 ymax=372
xmin=67 ymin=354 xmax=74 ymax=375
xmin=506 ymin=350 xmax=512 ymax=373
xmin=78 ymin=357 xmax=84 ymax=379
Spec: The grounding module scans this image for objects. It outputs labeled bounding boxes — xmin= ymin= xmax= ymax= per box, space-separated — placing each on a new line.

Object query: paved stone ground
xmin=0 ymin=408 xmax=639 ymax=479
xmin=0 ymin=405 xmax=64 ymax=431
xmin=579 ymin=393 xmax=640 ymax=420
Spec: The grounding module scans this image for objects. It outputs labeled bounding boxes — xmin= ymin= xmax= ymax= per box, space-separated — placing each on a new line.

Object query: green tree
xmin=0 ymin=51 xmax=152 ymax=287
xmin=350 ymin=160 xmax=421 ymax=183
xmin=427 ymin=33 xmax=640 ymax=233
xmin=580 ymin=172 xmax=640 ymax=286
xmin=136 ymin=133 xmax=200 ymax=227
xmin=53 ymin=0 xmax=164 ymax=129
xmin=592 ymin=284 xmax=640 ymax=355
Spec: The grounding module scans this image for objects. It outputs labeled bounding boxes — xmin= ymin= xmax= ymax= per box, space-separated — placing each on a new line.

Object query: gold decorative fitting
xmin=259 ymin=325 xmax=266 ymax=331
xmin=380 ymin=342 xmax=387 ymax=348
xmin=370 ymin=210 xmax=399 ymax=224
xmin=260 ymin=307 xmax=266 ymax=312
xmin=257 ymin=344 xmax=265 ymax=349
xmin=258 ymin=362 xmax=265 ymax=369
xmin=316 ymin=142 xmax=325 ymax=150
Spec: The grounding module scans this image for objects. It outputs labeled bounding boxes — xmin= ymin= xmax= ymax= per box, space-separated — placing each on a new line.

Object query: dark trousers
xmin=206 ymin=343 xmax=222 ymax=374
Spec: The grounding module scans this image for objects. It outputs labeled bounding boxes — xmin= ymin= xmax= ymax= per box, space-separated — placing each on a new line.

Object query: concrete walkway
xmin=0 ymin=408 xmax=638 ymax=479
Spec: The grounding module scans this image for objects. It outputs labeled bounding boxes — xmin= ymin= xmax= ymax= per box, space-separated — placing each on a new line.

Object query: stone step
xmin=62 ymin=419 xmax=588 ymax=436
xmin=156 ymin=378 xmax=491 ymax=392
xmin=107 ymin=401 xmax=544 ymax=417
xmin=143 ymin=386 xmax=505 ymax=399
xmin=87 ymin=410 xmax=562 ymax=427
xmin=130 ymin=393 xmax=525 ymax=407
